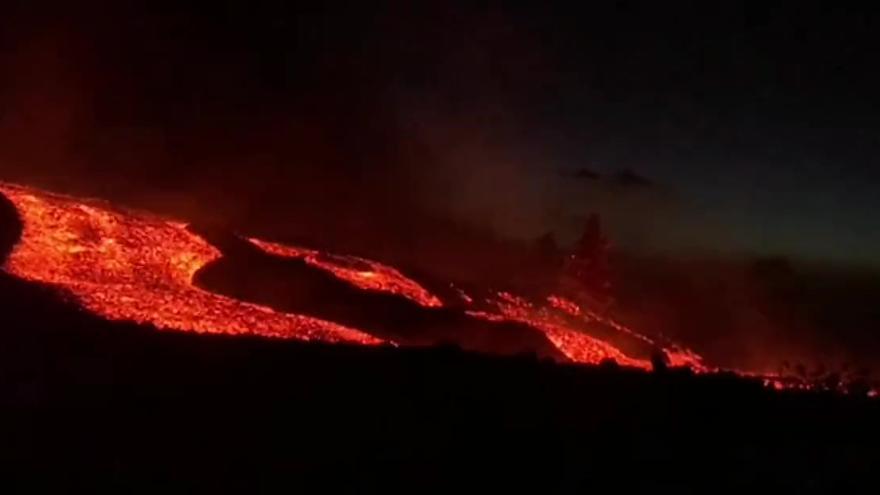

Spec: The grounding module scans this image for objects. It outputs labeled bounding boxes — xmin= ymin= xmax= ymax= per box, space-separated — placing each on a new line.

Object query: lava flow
xmin=249 ymin=238 xmax=653 ymax=367
xmin=0 ymin=181 xmax=673 ymax=367
xmin=0 ymin=182 xmax=871 ymax=394
xmin=249 ymin=238 xmax=442 ymax=308
xmin=0 ymin=183 xmax=380 ymax=345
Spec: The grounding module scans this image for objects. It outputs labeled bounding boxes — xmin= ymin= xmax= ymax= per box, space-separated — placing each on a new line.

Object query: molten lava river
xmin=0 ymin=183 xmax=378 ymax=344
xmin=0 ymin=181 xmax=861 ymax=394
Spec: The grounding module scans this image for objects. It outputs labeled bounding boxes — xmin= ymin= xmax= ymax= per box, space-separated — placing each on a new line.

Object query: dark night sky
xmin=1 ymin=2 xmax=879 ymax=265
xmin=514 ymin=4 xmax=880 ymax=264
xmin=523 ymin=4 xmax=880 ymax=263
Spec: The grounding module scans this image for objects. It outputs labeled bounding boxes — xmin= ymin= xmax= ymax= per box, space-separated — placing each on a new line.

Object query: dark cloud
xmin=614 ymin=169 xmax=654 ymax=188
xmin=570 ymin=168 xmax=600 ymax=181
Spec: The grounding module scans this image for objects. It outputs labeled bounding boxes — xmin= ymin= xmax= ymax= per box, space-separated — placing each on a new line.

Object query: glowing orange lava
xmin=249 ymin=238 xmax=442 ymax=308
xmin=545 ymin=294 xmax=709 ymax=371
xmin=468 ymin=292 xmax=650 ymax=369
xmin=249 ymin=240 xmax=654 ymax=368
xmin=0 ymin=182 xmax=770 ymax=369
xmin=0 ymin=182 xmax=871 ymax=395
xmin=0 ymin=183 xmax=380 ymax=345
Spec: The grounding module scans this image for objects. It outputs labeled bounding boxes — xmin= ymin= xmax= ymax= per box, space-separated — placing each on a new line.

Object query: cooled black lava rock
xmin=0 ymin=190 xmax=23 ymax=264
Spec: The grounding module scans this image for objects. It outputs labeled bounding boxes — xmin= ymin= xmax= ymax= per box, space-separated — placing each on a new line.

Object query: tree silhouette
xmin=564 ymin=213 xmax=612 ymax=305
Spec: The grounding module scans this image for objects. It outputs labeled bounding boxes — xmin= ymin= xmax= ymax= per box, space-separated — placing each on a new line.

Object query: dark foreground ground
xmin=1 ymin=271 xmax=879 ymax=492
